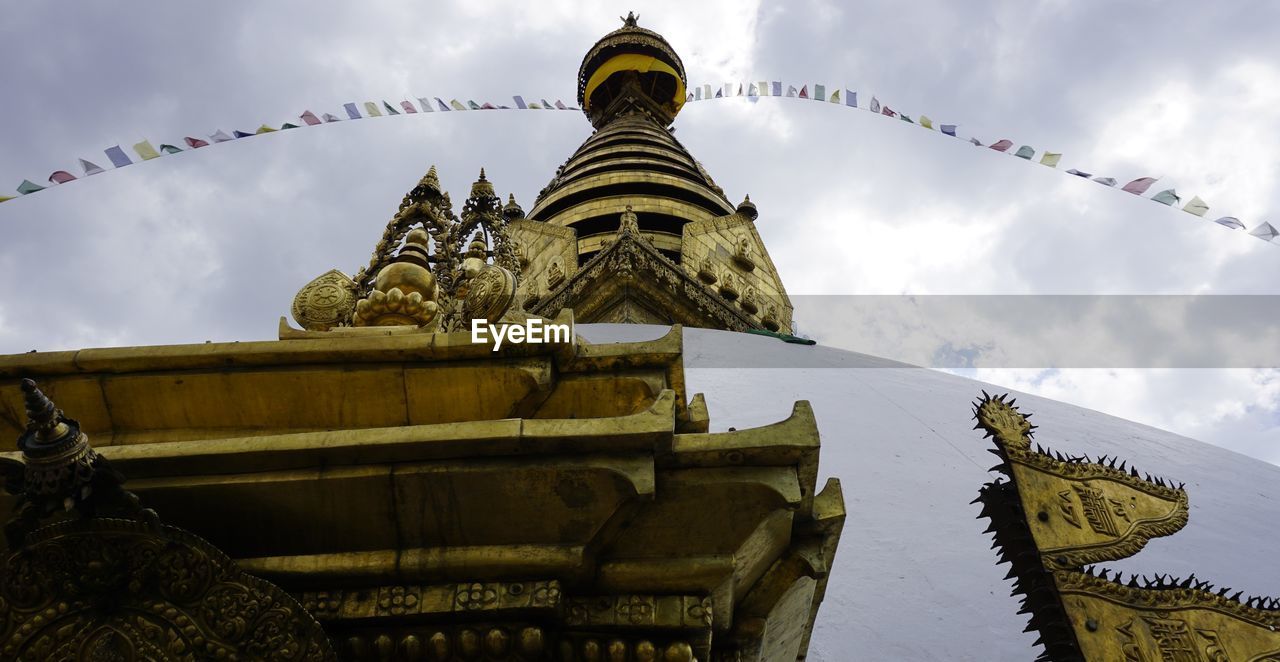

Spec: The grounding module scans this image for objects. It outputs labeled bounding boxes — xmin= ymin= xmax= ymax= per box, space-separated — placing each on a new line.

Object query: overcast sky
xmin=1 ymin=1 xmax=1277 ymax=463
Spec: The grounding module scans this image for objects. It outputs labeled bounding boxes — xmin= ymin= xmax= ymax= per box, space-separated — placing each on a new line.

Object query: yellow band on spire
xmin=583 ymin=53 xmax=686 ymax=111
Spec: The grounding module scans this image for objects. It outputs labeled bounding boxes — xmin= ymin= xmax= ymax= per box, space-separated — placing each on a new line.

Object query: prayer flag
xmin=798 ymin=85 xmax=809 ymax=99
xmin=758 ymin=81 xmax=768 ymax=96
xmin=529 ymin=102 xmax=542 ymax=109
xmin=1014 ymin=146 xmax=1035 ymax=159
xmin=1121 ymin=177 xmax=1156 ymax=195
xmin=989 ymin=140 xmax=1013 ymax=152
xmin=870 ymin=97 xmax=881 ymax=113
xmin=364 ymin=102 xmax=382 ymax=116
xmin=919 ymin=115 xmax=933 ymax=129
xmin=687 ymin=93 xmax=694 ymax=103
xmin=344 ymin=103 xmax=361 ymax=119
xmin=556 ymin=100 xmax=568 ymax=109
xmin=814 ymin=84 xmax=825 ymax=100
xmin=829 ymin=89 xmax=839 ymax=103
xmin=940 ymin=124 xmax=956 ymax=136
xmin=899 ymin=113 xmax=914 ymax=123
xmin=969 ymin=138 xmax=982 ymax=146
xmin=882 ymin=106 xmax=896 ymax=117
xmin=513 ymin=95 xmax=527 ymax=109
xmin=695 ymin=87 xmax=702 ymax=100
xmin=715 ymin=89 xmax=723 ymax=98
xmin=540 ymin=99 xmax=554 ymax=109
xmin=233 ymin=130 xmax=253 ymax=138
xmin=417 ymin=98 xmax=433 ymax=112
xmin=467 ymin=100 xmax=481 ymax=110
xmin=845 ymin=90 xmax=857 ymax=107
xmin=401 ymin=101 xmax=417 ymax=114
xmin=79 ymin=158 xmax=105 ymax=175
xmin=1182 ymin=196 xmax=1209 ymax=217
xmin=300 ymin=111 xmax=321 ymax=126
xmin=381 ymin=102 xmax=398 ymax=115
xmin=1214 ymin=216 xmax=1245 ymax=230
xmin=436 ymin=98 xmax=450 ymax=111
xmin=49 ymin=171 xmax=76 ymax=184
xmin=737 ymin=84 xmax=743 ymax=96
xmin=450 ymin=100 xmax=467 ymax=110
xmin=748 ymin=84 xmax=758 ymax=97
xmin=17 ymin=180 xmax=44 ymax=194
xmin=787 ymin=85 xmax=797 ymax=97
xmin=322 ymin=113 xmax=341 ymax=122
xmin=481 ymin=102 xmax=496 ymax=109
xmin=133 ymin=140 xmax=161 ymax=160
xmin=1039 ymin=152 xmax=1061 ymax=167
xmin=1093 ymin=177 xmax=1118 ymax=186
xmin=771 ymin=81 xmax=782 ymax=96
xmin=1066 ymin=169 xmax=1091 ymax=177
xmin=209 ymin=130 xmax=233 ymax=143
xmin=254 ymin=124 xmax=276 ymax=134
xmin=1249 ymin=222 xmax=1277 ymax=241
xmin=704 ymin=84 xmax=713 ymax=99
xmin=1151 ymin=189 xmax=1180 ymax=206
xmin=0 ymin=196 xmax=13 ymax=203
xmin=280 ymin=123 xmax=299 ymax=129
xmin=158 ymin=144 xmax=183 ymax=154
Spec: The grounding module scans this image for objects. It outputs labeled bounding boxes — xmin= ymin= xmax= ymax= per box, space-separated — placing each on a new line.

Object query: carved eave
xmin=528 ymin=230 xmax=762 ymax=331
xmin=972 ymin=393 xmax=1280 ymax=661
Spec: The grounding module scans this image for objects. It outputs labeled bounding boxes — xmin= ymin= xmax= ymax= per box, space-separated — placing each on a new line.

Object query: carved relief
xmin=732 ymin=235 xmax=755 ymax=271
xmin=718 ymin=272 xmax=739 ymax=301
xmin=291 ymin=269 xmax=357 ymax=331
xmin=740 ymin=287 xmax=759 ymax=315
xmin=697 ymin=258 xmax=718 ymax=284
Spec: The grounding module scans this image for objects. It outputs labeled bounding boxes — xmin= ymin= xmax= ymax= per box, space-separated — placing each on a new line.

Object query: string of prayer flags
xmin=1040 ymin=152 xmax=1062 ymax=167
xmin=17 ymin=180 xmax=45 ymax=194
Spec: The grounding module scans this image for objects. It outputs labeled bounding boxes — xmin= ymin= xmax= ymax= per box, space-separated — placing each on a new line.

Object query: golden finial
xmin=21 ymin=378 xmax=69 ymax=442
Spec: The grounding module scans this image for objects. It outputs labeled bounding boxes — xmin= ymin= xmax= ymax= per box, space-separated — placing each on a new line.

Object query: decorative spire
xmin=469 ymin=167 xmax=496 ymax=200
xmin=621 ymin=11 xmax=639 ymax=27
xmin=736 ymin=194 xmax=758 ymax=221
xmin=21 ymin=378 xmax=68 ymax=442
xmin=503 ymin=193 xmax=524 ymax=221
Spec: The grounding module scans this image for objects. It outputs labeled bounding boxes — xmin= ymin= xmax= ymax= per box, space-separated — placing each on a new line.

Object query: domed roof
xmin=577 ymin=13 xmax=687 ymax=127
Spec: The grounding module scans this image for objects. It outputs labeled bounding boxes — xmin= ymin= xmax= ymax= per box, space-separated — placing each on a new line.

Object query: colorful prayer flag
xmin=845 ymin=90 xmax=857 ymax=107
xmin=1182 ymin=196 xmax=1209 ymax=217
xmin=79 ymin=158 xmax=105 ymax=175
xmin=158 ymin=144 xmax=183 ymax=154
xmin=969 ymin=138 xmax=983 ymax=146
xmin=814 ymin=84 xmax=825 ymax=100
xmin=1040 ymin=152 xmax=1061 ymax=167
xmin=1151 ymin=189 xmax=1180 ymax=206
xmin=513 ymin=95 xmax=527 ymax=109
xmin=556 ymin=100 xmax=568 ymax=109
xmin=300 ymin=111 xmax=321 ymax=126
xmin=209 ymin=130 xmax=233 ymax=143
xmin=255 ymin=125 xmax=276 ymax=134
xmin=233 ymin=130 xmax=253 ymax=138
xmin=899 ymin=113 xmax=914 ymax=123
xmin=870 ymin=97 xmax=881 ymax=113
xmin=737 ymin=84 xmax=744 ymax=96
xmin=540 ymin=99 xmax=554 ymax=109
xmin=436 ymin=98 xmax=450 ymax=111
xmin=382 ymin=102 xmax=399 ymax=115
xmin=1249 ymin=222 xmax=1277 ymax=241
xmin=1093 ymin=177 xmax=1118 ymax=187
xmin=759 ymin=81 xmax=769 ymax=96
xmin=344 ymin=103 xmax=361 ymax=119
xmin=417 ymin=98 xmax=433 ymax=112
xmin=786 ymin=86 xmax=797 ymax=97
xmin=686 ymin=93 xmax=694 ymax=103
xmin=48 ymin=171 xmax=76 ymax=184
xmin=280 ymin=123 xmax=299 ymax=129
xmin=17 ymin=180 xmax=44 ymax=194
xmin=798 ymin=85 xmax=809 ymax=99
xmin=747 ymin=84 xmax=758 ymax=97
xmin=364 ymin=102 xmax=382 ymax=117
xmin=1122 ymin=177 xmax=1156 ymax=195
xmin=919 ymin=115 xmax=933 ymax=129
xmin=449 ymin=100 xmax=467 ymax=111
xmin=400 ymin=101 xmax=417 ymax=114
xmin=105 ymin=146 xmax=133 ymax=167
xmin=704 ymin=84 xmax=713 ymax=99
xmin=466 ymin=100 xmax=481 ymax=110
xmin=989 ymin=140 xmax=1013 ymax=152
xmin=0 ymin=196 xmax=13 ymax=203
xmin=940 ymin=124 xmax=956 ymax=136
xmin=715 ymin=89 xmax=723 ymax=98
xmin=771 ymin=81 xmax=782 ymax=96
xmin=1066 ymin=169 xmax=1091 ymax=177
xmin=322 ymin=113 xmax=341 ymax=122
xmin=133 ymin=140 xmax=161 ymax=160
xmin=829 ymin=89 xmax=840 ymax=103
xmin=882 ymin=106 xmax=896 ymax=117
xmin=1013 ymin=146 xmax=1035 ymax=159
xmin=1214 ymin=217 xmax=1245 ymax=229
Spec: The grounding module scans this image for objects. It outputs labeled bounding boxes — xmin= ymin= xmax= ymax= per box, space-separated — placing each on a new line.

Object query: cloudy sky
xmin=1 ymin=1 xmax=1277 ymax=463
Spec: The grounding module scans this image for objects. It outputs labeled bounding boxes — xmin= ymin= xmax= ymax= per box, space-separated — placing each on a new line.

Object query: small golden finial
xmin=21 ymin=378 xmax=69 ymax=442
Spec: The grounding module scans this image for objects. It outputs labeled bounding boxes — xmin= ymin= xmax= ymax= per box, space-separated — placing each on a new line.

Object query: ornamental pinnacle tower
xmin=513 ymin=13 xmax=794 ymax=333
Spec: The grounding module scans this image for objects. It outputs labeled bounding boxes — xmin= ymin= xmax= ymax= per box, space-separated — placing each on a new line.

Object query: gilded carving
xmin=454 ymin=582 xmax=498 ymax=611
xmin=973 ymin=391 xmax=1280 ymax=661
